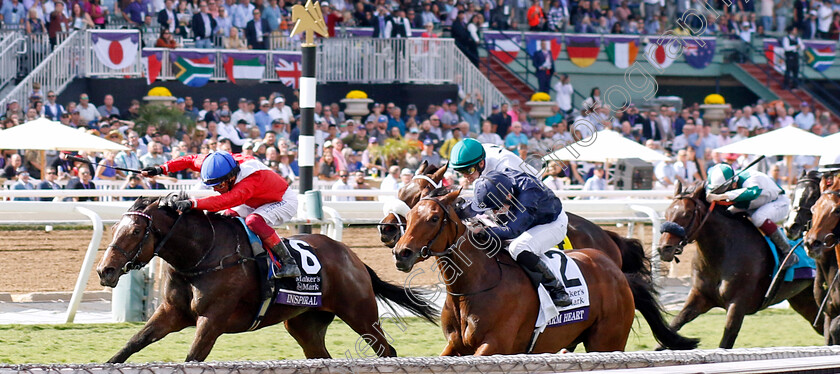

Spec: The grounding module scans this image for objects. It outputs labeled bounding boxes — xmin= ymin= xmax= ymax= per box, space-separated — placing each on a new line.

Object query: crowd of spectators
xmin=0 ymin=75 xmax=835 ymax=201
xmin=3 ymin=0 xmax=839 ymax=53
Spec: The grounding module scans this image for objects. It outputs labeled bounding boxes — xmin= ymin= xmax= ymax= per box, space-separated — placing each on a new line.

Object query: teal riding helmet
xmin=449 ymin=138 xmax=486 ymax=170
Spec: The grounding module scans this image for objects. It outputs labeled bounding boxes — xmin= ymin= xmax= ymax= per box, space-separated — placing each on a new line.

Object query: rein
xmin=417 ymin=197 xmax=463 ymax=259
xmin=110 ymin=209 xmax=253 ymax=277
xmin=108 ymin=211 xmax=184 ymax=273
xmin=415 ymin=196 xmax=505 ymax=297
xmin=662 ymin=195 xmax=717 ymax=253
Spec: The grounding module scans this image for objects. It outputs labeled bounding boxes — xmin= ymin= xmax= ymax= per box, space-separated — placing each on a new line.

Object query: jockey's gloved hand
xmin=142 ymin=166 xmax=164 ymax=177
xmin=706 ymin=193 xmax=728 ymax=202
xmin=172 ymin=199 xmax=193 ymax=213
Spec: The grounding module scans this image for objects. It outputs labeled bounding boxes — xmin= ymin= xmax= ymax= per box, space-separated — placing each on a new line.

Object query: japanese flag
xmin=91 ymin=32 xmax=139 ymax=70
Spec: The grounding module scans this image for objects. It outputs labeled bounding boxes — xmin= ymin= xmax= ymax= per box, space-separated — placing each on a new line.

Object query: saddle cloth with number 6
xmin=534 ymin=250 xmax=591 ymax=334
xmin=238 ymin=218 xmax=325 ymax=307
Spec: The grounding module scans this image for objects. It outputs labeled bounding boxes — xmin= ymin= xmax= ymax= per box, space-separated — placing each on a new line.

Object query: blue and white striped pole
xmin=298 ymin=45 xmax=316 ymax=234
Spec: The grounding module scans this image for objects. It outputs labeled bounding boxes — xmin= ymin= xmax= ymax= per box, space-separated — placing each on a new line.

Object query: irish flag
xmin=223 ymin=52 xmax=265 ymax=84
xmin=605 ymin=37 xmax=639 ymax=69
xmin=171 ymin=51 xmax=214 ymax=87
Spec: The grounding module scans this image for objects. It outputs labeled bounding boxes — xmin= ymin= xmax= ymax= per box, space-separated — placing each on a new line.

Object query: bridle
xmin=417 ymin=196 xmax=464 ymax=259
xmin=413 ymin=196 xmax=505 ymax=297
xmin=790 ymin=175 xmax=821 ymax=228
xmin=662 ymin=194 xmax=718 ymax=255
xmin=378 ymin=175 xmax=444 ymax=242
xmin=107 ymin=211 xmax=183 ymax=273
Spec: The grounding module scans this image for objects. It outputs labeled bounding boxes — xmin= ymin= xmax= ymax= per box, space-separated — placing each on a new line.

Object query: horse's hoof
xmin=655 ymin=345 xmax=666 ymax=351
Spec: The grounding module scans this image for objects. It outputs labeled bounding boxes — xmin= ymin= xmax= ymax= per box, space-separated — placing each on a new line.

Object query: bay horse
xmin=393 ymin=189 xmax=635 ymax=354
xmin=659 ymin=181 xmax=820 ymax=349
xmin=379 ymin=161 xmax=698 ymax=350
xmin=96 ymin=196 xmax=438 ymax=363
xmin=804 ymin=189 xmax=840 ymax=344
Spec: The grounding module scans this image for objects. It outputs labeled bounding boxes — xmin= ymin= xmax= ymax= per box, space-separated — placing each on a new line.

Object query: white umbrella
xmin=542 ymin=130 xmax=670 ymax=163
xmin=713 ymin=126 xmax=825 ymax=156
xmin=0 ymin=117 xmax=128 ymax=152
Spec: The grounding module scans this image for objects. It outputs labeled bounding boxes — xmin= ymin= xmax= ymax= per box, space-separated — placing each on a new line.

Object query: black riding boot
xmin=518 ymin=251 xmax=572 ymax=308
xmin=270 ymin=241 xmax=301 ymax=278
xmin=769 ymin=230 xmax=798 ymax=270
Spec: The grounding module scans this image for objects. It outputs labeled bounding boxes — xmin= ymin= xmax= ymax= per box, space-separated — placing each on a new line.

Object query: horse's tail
xmin=607 ymin=231 xmax=700 ymax=350
xmin=365 ymin=265 xmax=440 ymax=324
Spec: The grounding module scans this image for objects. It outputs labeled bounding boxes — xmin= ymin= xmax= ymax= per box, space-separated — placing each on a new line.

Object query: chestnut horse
xmin=97 ymin=197 xmax=438 ymax=362
xmin=660 ymin=182 xmax=820 ymax=348
xmin=393 ymin=189 xmax=635 ymax=355
xmin=804 ymin=189 xmax=840 ymax=344
xmin=379 ymin=161 xmax=698 ymax=350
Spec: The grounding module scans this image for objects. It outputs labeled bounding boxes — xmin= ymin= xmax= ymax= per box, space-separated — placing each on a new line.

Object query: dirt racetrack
xmin=0 ymin=225 xmax=697 ymax=293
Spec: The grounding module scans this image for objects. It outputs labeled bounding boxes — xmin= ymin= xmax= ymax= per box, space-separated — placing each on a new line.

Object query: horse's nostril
xmin=399 ymin=249 xmax=412 ymax=259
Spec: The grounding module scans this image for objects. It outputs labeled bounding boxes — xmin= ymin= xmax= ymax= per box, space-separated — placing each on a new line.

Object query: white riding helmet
xmin=818 ymin=149 xmax=840 ymax=173
xmin=706 ymin=164 xmax=734 ymax=192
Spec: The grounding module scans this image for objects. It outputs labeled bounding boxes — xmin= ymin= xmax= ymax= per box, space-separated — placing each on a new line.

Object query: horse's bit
xmin=661 ymin=195 xmax=717 ymax=254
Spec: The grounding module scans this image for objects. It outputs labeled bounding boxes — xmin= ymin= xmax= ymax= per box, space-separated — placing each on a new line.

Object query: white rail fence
xmin=4 ymin=346 xmax=840 ymax=374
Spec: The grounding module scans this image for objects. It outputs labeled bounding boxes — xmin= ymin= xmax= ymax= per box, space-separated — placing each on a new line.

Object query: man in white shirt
xmin=331 ymin=171 xmax=354 ymax=201
xmin=380 ymin=165 xmax=401 ymax=191
xmin=476 ymin=120 xmax=504 ymax=145
xmin=654 ymin=152 xmax=677 ymax=190
xmin=672 ymin=148 xmax=700 ymax=184
xmin=217 ymin=115 xmax=249 ymax=152
xmin=794 ymin=102 xmax=816 ymax=130
xmin=553 ymin=73 xmax=573 ymax=115
xmin=818 ymin=0 xmax=833 ymax=38
xmin=230 ymin=98 xmax=256 ymax=128
xmin=76 ymin=93 xmax=101 ymax=126
xmin=268 ymin=96 xmax=294 ymax=125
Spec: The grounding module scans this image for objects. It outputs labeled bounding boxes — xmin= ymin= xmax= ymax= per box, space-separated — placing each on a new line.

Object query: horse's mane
xmin=129 ymin=196 xmax=158 ymax=211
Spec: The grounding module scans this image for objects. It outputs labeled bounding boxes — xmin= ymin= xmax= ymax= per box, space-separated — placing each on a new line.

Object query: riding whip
xmin=60 ymin=152 xmax=144 ymax=174
xmin=815 ymin=269 xmax=840 ymax=327
xmin=710 ymin=155 xmax=766 ymax=195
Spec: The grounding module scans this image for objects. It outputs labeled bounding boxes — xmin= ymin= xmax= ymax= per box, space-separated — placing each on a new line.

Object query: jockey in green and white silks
xmin=706 ymin=163 xmax=796 ymax=269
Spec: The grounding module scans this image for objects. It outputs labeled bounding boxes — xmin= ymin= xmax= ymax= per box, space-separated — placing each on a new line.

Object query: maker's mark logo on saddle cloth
xmin=275 ymin=239 xmax=324 ymax=307
xmin=540 ymin=250 xmax=590 ymax=328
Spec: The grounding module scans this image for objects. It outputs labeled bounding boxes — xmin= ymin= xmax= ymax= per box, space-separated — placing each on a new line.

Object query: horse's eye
xmin=133 ymin=228 xmax=141 ymax=235
xmin=431 ymin=215 xmax=439 ymax=223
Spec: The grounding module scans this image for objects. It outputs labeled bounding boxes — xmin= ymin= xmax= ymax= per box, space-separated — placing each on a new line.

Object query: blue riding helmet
xmin=201 ymin=151 xmax=240 ymax=186
xmin=473 ymin=171 xmax=518 ymax=210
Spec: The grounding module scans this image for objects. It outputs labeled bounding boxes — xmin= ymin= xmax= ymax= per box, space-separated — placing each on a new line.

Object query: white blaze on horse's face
xmin=784 ymin=185 xmax=806 ymax=229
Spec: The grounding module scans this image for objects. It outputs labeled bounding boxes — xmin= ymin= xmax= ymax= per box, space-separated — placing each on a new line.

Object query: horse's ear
xmin=440 ymin=187 xmax=462 ymax=206
xmin=801 ymin=169 xmax=807 ymax=178
xmin=674 ymin=180 xmax=683 ymax=196
xmin=432 ymin=161 xmax=448 ymax=182
xmin=417 ymin=160 xmax=428 ymax=175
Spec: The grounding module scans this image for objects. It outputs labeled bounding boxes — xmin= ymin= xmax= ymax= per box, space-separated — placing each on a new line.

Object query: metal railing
xmin=0 ymin=32 xmax=25 ymax=90
xmin=0 ymin=30 xmax=82 ymax=116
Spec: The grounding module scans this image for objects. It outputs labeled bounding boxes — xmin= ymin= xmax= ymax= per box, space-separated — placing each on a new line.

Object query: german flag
xmin=566 ymin=35 xmax=601 ymax=68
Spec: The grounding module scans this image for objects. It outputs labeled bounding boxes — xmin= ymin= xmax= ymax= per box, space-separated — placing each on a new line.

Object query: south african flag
xmin=804 ymin=44 xmax=835 ymax=72
xmin=171 ymin=52 xmax=214 ymax=87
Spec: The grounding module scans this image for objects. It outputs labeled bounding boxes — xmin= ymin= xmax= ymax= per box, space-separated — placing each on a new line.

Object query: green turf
xmin=0 ymin=308 xmax=825 ymax=364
